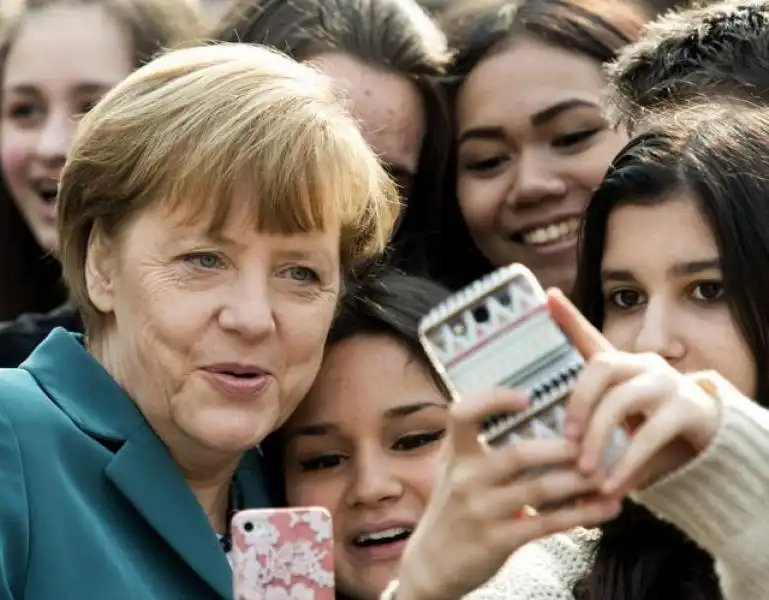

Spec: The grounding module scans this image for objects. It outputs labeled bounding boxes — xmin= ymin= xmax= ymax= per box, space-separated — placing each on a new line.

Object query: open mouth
xmin=353 ymin=526 xmax=413 ymax=548
xmin=33 ymin=180 xmax=59 ymax=205
xmin=511 ymin=216 xmax=580 ymax=247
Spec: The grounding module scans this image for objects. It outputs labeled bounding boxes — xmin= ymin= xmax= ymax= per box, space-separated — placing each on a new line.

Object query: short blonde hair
xmin=57 ymin=43 xmax=402 ymax=333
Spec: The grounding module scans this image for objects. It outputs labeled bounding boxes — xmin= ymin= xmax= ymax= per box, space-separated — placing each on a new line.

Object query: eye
xmin=282 ymin=265 xmax=320 ymax=283
xmin=77 ymin=99 xmax=100 ymax=117
xmin=393 ymin=430 xmax=446 ymax=451
xmin=299 ymin=454 xmax=345 ymax=471
xmin=183 ymin=252 xmax=224 ymax=270
xmin=552 ymin=128 xmax=600 ymax=149
xmin=608 ymin=288 xmax=646 ymax=309
xmin=464 ymin=155 xmax=508 ymax=173
xmin=6 ymin=101 xmax=40 ymax=122
xmin=690 ymin=280 xmax=724 ymax=302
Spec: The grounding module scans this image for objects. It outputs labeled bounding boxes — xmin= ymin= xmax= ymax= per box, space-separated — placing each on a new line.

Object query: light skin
xmin=310 ymin=52 xmax=424 ymax=198
xmin=396 ymin=290 xmax=731 ymax=600
xmin=282 ymin=333 xmax=449 ymax=600
xmin=0 ymin=5 xmax=134 ymax=251
xmin=85 ymin=195 xmax=341 ymax=532
xmin=455 ymin=35 xmax=627 ymax=293
xmin=395 ymin=195 xmax=757 ymax=599
xmin=599 ymin=195 xmax=756 ymax=398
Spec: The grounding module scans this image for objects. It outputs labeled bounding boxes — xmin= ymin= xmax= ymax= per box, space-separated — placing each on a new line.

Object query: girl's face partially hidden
xmin=600 ymin=194 xmax=756 ymax=398
xmin=282 ymin=333 xmax=449 ymax=600
xmin=1 ymin=5 xmax=133 ymax=251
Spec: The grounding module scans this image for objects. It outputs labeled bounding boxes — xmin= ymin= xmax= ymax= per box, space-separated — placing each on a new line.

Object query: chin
xmin=179 ymin=410 xmax=277 ymax=454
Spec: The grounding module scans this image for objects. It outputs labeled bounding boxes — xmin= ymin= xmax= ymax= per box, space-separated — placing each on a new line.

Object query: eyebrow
xmin=6 ymin=82 xmax=115 ymax=95
xmin=457 ymin=99 xmax=600 ymax=146
xmin=602 ymin=258 xmax=721 ymax=282
xmin=287 ymin=401 xmax=447 ymax=438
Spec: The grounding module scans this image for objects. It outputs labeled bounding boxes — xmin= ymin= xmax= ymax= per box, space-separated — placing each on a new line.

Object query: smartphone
xmin=418 ymin=263 xmax=628 ymax=469
xmin=231 ymin=507 xmax=335 ymax=600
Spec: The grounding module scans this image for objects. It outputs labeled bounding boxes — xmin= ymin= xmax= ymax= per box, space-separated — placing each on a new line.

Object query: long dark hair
xmin=215 ymin=0 xmax=452 ymax=277
xmin=430 ymin=0 xmax=647 ymax=290
xmin=572 ymin=104 xmax=769 ymax=600
xmin=0 ymin=0 xmax=205 ymax=321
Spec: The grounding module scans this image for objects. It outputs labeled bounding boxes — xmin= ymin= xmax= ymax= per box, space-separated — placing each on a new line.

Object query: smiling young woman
xmin=431 ymin=0 xmax=649 ymax=293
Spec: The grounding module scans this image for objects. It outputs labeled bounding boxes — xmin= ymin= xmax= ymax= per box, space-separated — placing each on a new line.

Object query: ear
xmin=84 ymin=226 xmax=117 ymax=314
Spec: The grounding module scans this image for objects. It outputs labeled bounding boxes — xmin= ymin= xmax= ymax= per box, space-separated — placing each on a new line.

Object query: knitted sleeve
xmin=462 ymin=528 xmax=598 ymax=600
xmin=633 ymin=373 xmax=769 ymax=600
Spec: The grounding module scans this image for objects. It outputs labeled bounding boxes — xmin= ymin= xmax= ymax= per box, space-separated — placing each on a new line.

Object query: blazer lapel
xmin=105 ymin=426 xmax=233 ymax=599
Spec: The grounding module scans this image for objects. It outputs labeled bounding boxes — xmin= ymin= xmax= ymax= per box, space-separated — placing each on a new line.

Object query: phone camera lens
xmin=244 ymin=521 xmax=254 ymax=532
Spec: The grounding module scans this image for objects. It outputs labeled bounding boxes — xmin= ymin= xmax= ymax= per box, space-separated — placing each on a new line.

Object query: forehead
xmin=4 ymin=6 xmax=134 ymax=91
xmin=457 ymin=35 xmax=605 ymax=129
xmin=603 ymin=194 xmax=718 ymax=271
xmin=287 ymin=333 xmax=444 ymax=426
xmin=311 ymin=52 xmax=425 ymax=172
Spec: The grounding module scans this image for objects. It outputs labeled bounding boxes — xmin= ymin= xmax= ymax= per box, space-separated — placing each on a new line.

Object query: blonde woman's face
xmin=1 ymin=5 xmax=133 ymax=251
xmin=87 ymin=195 xmax=342 ymax=461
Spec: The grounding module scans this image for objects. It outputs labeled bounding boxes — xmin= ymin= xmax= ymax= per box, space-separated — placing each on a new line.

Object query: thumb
xmin=546 ymin=288 xmax=614 ymax=359
xmin=449 ymin=389 xmax=529 ymax=457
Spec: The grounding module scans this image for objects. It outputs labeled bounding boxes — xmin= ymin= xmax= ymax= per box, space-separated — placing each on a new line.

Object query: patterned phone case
xmin=231 ymin=507 xmax=335 ymax=600
xmin=418 ymin=263 xmax=628 ymax=468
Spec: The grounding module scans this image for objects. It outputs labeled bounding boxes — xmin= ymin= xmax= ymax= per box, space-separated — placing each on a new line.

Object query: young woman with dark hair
xmin=433 ymin=0 xmax=649 ymax=292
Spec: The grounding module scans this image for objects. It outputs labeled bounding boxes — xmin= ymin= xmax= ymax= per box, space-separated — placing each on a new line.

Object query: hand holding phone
xmin=419 ymin=264 xmax=629 ymax=467
xmin=231 ymin=507 xmax=335 ymax=600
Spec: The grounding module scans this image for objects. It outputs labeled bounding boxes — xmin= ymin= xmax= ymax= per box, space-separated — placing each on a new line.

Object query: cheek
xmin=286 ymin=476 xmax=341 ymax=514
xmin=457 ymin=177 xmax=502 ymax=234
xmin=574 ymin=133 xmax=628 ymax=189
xmin=1 ymin=131 xmax=32 ymax=187
xmin=695 ymin=313 xmax=757 ymax=398
xmin=601 ymin=314 xmax=637 ymax=352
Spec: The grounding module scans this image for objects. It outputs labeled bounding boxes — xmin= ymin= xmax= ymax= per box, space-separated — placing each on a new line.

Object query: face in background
xmin=600 ymin=194 xmax=756 ymax=398
xmin=86 ymin=195 xmax=342 ymax=467
xmin=311 ymin=52 xmax=425 ymax=198
xmin=1 ymin=5 xmax=133 ymax=251
xmin=456 ymin=35 xmax=627 ymax=293
xmin=283 ymin=333 xmax=449 ymax=600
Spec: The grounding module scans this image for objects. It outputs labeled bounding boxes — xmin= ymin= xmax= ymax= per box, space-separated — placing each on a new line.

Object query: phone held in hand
xmin=418 ymin=263 xmax=628 ymax=468
xmin=231 ymin=507 xmax=335 ymax=600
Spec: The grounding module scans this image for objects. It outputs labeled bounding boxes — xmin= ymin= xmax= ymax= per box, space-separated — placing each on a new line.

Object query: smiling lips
xmin=512 ymin=216 xmax=581 ymax=247
xmin=348 ymin=524 xmax=415 ymax=562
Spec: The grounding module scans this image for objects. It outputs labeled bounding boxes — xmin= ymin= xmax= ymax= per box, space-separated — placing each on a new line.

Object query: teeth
xmin=521 ymin=218 xmax=580 ymax=246
xmin=355 ymin=527 xmax=411 ymax=544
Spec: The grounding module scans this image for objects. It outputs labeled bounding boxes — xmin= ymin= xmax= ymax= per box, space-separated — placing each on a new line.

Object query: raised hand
xmin=547 ymin=288 xmax=722 ymax=497
xmin=395 ymin=387 xmax=620 ymax=600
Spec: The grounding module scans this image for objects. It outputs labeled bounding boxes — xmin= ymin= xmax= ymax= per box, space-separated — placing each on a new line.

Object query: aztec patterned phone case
xmin=231 ymin=507 xmax=335 ymax=600
xmin=418 ymin=263 xmax=628 ymax=469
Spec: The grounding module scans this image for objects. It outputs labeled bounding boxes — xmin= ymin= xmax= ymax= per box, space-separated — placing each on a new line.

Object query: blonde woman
xmin=0 ymin=43 xmax=399 ymax=600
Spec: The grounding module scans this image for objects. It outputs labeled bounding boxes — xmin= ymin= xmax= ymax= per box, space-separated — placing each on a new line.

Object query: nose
xmin=509 ymin=149 xmax=568 ymax=207
xmin=345 ymin=451 xmax=402 ymax=508
xmin=218 ymin=275 xmax=277 ymax=340
xmin=631 ymin=298 xmax=686 ymax=362
xmin=34 ymin=110 xmax=74 ymax=168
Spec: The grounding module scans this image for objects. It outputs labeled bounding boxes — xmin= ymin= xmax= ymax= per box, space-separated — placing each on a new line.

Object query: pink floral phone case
xmin=231 ymin=507 xmax=335 ymax=600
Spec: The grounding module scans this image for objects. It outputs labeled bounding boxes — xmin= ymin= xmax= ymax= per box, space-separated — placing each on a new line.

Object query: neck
xmin=182 ymin=465 xmax=238 ymax=534
xmin=89 ymin=329 xmax=242 ymax=533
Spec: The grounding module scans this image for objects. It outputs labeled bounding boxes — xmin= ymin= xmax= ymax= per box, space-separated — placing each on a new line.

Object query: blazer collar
xmin=22 ymin=328 xmax=275 ymax=598
xmin=21 ymin=328 xmax=144 ymax=440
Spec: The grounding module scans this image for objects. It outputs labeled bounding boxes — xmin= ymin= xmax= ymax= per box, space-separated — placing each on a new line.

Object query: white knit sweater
xmin=463 ymin=375 xmax=769 ymax=600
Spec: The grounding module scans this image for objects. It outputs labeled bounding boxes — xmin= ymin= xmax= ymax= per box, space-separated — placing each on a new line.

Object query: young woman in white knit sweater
xmin=388 ymin=104 xmax=769 ymax=600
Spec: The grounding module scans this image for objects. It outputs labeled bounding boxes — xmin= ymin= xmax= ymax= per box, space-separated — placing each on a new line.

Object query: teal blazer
xmin=0 ymin=329 xmax=274 ymax=599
